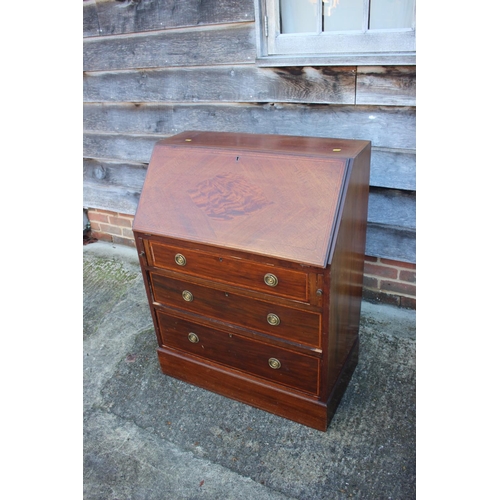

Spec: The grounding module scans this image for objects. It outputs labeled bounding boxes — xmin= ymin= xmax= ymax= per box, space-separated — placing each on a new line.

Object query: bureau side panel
xmin=325 ymin=145 xmax=371 ymax=396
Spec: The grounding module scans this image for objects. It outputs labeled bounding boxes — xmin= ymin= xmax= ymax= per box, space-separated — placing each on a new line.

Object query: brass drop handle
xmin=182 ymin=290 xmax=194 ymax=302
xmin=264 ymin=273 xmax=278 ymax=287
xmin=268 ymin=358 xmax=281 ymax=369
xmin=187 ymin=332 xmax=199 ymax=343
xmin=175 ymin=253 xmax=186 ymax=266
xmin=267 ymin=313 xmax=280 ymax=326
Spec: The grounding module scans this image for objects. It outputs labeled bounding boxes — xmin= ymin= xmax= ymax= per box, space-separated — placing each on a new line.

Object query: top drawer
xmin=146 ymin=240 xmax=309 ymax=302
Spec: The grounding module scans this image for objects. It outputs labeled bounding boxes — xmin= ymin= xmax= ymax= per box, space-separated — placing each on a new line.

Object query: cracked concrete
xmin=83 ymin=240 xmax=416 ymax=499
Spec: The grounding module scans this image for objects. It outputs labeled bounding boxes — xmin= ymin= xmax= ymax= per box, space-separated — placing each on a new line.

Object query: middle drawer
xmin=150 ymin=272 xmax=321 ymax=348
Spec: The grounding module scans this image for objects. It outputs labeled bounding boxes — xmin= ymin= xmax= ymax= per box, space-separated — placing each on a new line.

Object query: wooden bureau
xmin=132 ymin=131 xmax=371 ymax=431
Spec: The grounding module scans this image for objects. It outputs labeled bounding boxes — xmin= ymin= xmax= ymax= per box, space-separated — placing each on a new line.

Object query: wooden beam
xmin=369 ymin=148 xmax=415 ymax=190
xmin=83 ymin=23 xmax=256 ymax=71
xmin=84 ymin=66 xmax=357 ymax=105
xmin=368 ymin=188 xmax=415 ymax=230
xmin=83 ymin=133 xmax=159 ymax=163
xmin=366 ymin=224 xmax=415 ymax=263
xmin=84 ymin=158 xmax=147 ymax=192
xmin=356 ymin=66 xmax=416 ymax=106
xmin=83 ymin=102 xmax=415 ymax=150
xmin=84 ymin=0 xmax=255 ymax=38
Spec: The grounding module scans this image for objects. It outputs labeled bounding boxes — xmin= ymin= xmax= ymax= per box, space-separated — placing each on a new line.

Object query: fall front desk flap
xmin=133 ymin=131 xmax=367 ymax=268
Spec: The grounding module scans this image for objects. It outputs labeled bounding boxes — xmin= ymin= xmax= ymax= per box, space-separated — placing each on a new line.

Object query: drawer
xmin=147 ymin=240 xmax=309 ymax=302
xmin=150 ymin=272 xmax=321 ymax=348
xmin=156 ymin=311 xmax=320 ymax=395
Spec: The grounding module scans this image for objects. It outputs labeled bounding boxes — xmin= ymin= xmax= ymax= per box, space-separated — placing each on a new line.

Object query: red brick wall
xmin=85 ymin=208 xmax=416 ymax=309
xmin=86 ymin=208 xmax=136 ymax=248
xmin=362 ymin=256 xmax=416 ymax=309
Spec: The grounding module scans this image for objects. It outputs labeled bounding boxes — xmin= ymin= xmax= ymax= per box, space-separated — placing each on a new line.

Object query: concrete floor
xmin=83 ymin=240 xmax=416 ymax=500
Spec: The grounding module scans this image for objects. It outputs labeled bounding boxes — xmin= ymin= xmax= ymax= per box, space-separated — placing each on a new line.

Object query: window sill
xmin=255 ymin=52 xmax=416 ymax=67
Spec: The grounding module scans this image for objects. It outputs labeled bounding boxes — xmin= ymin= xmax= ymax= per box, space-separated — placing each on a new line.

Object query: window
xmin=256 ymin=0 xmax=416 ymax=66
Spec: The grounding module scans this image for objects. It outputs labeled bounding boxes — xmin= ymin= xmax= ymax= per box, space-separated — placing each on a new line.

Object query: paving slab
xmin=83 ymin=240 xmax=416 ymax=500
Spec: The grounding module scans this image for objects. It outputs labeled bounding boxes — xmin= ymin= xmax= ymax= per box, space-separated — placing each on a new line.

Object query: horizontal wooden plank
xmin=84 ymin=0 xmax=255 ymax=38
xmin=366 ymin=224 xmax=415 ymax=263
xmin=84 ymin=65 xmax=413 ymax=107
xmin=83 ymin=103 xmax=415 ymax=150
xmin=83 ymin=158 xmax=147 ymax=191
xmin=84 ymin=183 xmax=142 ymax=215
xmin=369 ymin=149 xmax=415 ymax=190
xmin=83 ymin=23 xmax=256 ymax=71
xmin=83 ymin=66 xmax=356 ymax=105
xmin=82 ymin=159 xmax=145 ymax=213
xmin=84 ymin=133 xmax=159 ymax=163
xmin=83 ymin=104 xmax=414 ymax=150
xmin=83 ymin=158 xmax=146 ymax=213
xmin=368 ymin=188 xmax=415 ymax=230
xmin=356 ymin=66 xmax=416 ymax=106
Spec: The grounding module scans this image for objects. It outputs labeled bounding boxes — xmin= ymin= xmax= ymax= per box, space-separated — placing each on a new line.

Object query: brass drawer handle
xmin=268 ymin=358 xmax=281 ymax=370
xmin=187 ymin=332 xmax=199 ymax=343
xmin=175 ymin=253 xmax=186 ymax=266
xmin=267 ymin=313 xmax=280 ymax=326
xmin=264 ymin=273 xmax=278 ymax=287
xmin=182 ymin=290 xmax=193 ymax=302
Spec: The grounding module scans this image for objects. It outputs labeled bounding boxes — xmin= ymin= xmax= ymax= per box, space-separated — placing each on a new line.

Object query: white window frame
xmin=255 ymin=0 xmax=416 ymax=66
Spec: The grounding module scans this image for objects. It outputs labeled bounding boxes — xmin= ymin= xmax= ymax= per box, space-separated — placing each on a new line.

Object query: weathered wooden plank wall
xmin=83 ymin=0 xmax=255 ymax=37
xmin=83 ymin=0 xmax=416 ymax=263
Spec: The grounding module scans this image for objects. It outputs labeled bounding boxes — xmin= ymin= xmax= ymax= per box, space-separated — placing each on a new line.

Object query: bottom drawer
xmin=156 ymin=310 xmax=320 ymax=395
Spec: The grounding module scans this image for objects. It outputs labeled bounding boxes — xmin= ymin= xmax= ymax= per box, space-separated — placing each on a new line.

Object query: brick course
xmin=86 ymin=208 xmax=136 ymax=248
xmin=84 ymin=208 xmax=416 ymax=309
xmin=362 ymin=257 xmax=416 ymax=309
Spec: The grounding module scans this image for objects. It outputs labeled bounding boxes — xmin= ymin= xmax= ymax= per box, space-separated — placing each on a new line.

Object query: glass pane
xmin=281 ymin=0 xmax=318 ymax=33
xmin=370 ymin=0 xmax=414 ymax=29
xmin=323 ymin=0 xmax=364 ymax=32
